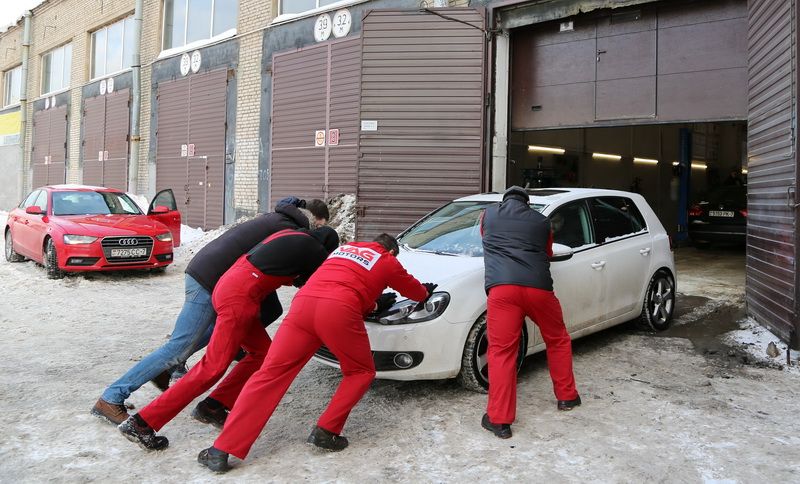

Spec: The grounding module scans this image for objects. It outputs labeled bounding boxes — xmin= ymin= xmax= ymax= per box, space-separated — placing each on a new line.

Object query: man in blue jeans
xmin=91 ymin=198 xmax=330 ymax=426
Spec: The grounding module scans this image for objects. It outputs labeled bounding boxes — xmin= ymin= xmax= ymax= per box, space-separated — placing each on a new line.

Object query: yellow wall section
xmin=0 ymin=111 xmax=21 ymax=136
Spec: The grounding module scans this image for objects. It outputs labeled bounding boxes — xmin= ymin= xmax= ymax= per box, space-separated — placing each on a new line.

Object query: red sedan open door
xmin=147 ymin=189 xmax=182 ymax=247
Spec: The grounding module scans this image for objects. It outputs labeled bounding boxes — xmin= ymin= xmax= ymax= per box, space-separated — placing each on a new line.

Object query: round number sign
xmin=314 ymin=14 xmax=332 ymax=42
xmin=107 ymin=76 xmax=115 ymax=93
xmin=180 ymin=53 xmax=191 ymax=76
xmin=190 ymin=50 xmax=202 ymax=73
xmin=332 ymin=9 xmax=352 ymax=38
xmin=99 ymin=79 xmax=107 ymax=95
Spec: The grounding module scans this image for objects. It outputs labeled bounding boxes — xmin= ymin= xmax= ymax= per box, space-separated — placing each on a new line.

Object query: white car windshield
xmin=398 ymin=201 xmax=546 ymax=257
xmin=52 ymin=191 xmax=143 ymax=216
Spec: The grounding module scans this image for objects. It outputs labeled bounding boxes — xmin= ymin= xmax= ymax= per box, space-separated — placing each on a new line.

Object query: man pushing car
xmin=196 ymin=233 xmax=436 ymax=472
xmin=118 ymin=225 xmax=340 ymax=450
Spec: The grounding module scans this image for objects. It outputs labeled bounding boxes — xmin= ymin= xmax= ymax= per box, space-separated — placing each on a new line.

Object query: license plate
xmin=110 ymin=248 xmax=148 ymax=258
xmin=709 ymin=210 xmax=734 ymax=218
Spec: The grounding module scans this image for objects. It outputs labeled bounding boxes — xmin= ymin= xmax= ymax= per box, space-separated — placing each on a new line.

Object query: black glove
xmin=373 ymin=292 xmax=398 ymax=316
xmin=422 ymin=283 xmax=438 ymax=299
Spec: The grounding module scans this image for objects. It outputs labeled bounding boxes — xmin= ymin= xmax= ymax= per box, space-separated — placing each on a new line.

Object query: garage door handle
xmin=591 ymin=261 xmax=606 ymax=270
xmin=639 ymin=248 xmax=651 ymax=256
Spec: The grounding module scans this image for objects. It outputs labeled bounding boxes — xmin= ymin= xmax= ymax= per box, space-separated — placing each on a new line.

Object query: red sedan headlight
xmin=63 ymin=234 xmax=99 ymax=245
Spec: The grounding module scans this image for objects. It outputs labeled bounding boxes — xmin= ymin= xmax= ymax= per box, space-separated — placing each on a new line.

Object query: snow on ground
xmin=725 ymin=318 xmax=800 ymax=375
xmin=1 ymin=215 xmax=799 ymax=482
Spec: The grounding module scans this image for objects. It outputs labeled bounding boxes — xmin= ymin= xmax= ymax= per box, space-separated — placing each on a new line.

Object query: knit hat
xmin=502 ymin=186 xmax=529 ymax=203
xmin=311 ymin=226 xmax=340 ymax=253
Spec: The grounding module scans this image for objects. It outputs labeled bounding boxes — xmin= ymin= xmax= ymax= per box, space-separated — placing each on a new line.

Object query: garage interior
xmin=507 ymin=122 xmax=748 ymax=239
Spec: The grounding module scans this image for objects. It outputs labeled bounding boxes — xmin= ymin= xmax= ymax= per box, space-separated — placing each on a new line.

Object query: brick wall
xmin=0 ymin=26 xmax=23 ymax=98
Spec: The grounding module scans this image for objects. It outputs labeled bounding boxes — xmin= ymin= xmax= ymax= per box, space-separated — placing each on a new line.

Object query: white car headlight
xmin=155 ymin=232 xmax=173 ymax=242
xmin=63 ymin=234 xmax=98 ymax=245
xmin=375 ymin=292 xmax=451 ymax=325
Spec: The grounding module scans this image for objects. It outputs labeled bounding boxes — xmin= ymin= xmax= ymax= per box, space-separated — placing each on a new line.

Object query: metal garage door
xmin=82 ymin=88 xmax=130 ymax=190
xmin=31 ymin=106 xmax=67 ymax=188
xmin=270 ymin=37 xmax=361 ymax=207
xmin=155 ymin=69 xmax=227 ymax=230
xmin=746 ymin=0 xmax=798 ymax=347
xmin=511 ymin=0 xmax=748 ymax=129
xmin=356 ymin=8 xmax=486 ymax=239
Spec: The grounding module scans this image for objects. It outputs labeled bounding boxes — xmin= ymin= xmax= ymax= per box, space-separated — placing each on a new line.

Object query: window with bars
xmin=91 ymin=16 xmax=136 ymax=79
xmin=41 ymin=43 xmax=72 ymax=95
xmin=4 ymin=65 xmax=22 ymax=107
xmin=162 ymin=0 xmax=238 ymax=51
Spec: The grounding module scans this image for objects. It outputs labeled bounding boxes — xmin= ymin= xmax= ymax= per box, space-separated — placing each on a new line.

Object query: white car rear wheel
xmin=638 ymin=270 xmax=675 ymax=331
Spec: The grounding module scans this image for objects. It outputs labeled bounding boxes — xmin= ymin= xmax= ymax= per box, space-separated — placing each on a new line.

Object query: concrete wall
xmin=0 ymin=145 xmax=22 ymax=210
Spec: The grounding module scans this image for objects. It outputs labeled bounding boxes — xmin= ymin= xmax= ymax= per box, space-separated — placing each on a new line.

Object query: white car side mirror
xmin=551 ymin=243 xmax=574 ymax=262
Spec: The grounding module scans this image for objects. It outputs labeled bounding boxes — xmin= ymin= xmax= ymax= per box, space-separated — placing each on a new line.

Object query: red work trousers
xmin=214 ymin=295 xmax=375 ymax=459
xmin=139 ymin=261 xmax=290 ymax=431
xmin=486 ymin=284 xmax=578 ymax=424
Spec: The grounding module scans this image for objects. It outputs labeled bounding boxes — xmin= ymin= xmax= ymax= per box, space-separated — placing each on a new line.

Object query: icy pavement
xmin=1 ymin=215 xmax=798 ymax=482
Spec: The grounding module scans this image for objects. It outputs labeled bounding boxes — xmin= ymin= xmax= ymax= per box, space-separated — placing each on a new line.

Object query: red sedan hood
xmin=50 ymin=214 xmax=168 ymax=236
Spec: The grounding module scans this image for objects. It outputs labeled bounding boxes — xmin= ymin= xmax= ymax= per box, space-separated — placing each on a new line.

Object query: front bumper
xmin=58 ymin=240 xmax=174 ymax=272
xmin=312 ymin=316 xmax=470 ymax=381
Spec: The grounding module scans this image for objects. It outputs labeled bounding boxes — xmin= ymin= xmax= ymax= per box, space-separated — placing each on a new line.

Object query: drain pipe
xmin=19 ymin=11 xmax=32 ymax=193
xmin=128 ymin=0 xmax=143 ymax=193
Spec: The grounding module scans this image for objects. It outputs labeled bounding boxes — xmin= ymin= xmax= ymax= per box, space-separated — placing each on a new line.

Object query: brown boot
xmin=91 ymin=398 xmax=129 ymax=425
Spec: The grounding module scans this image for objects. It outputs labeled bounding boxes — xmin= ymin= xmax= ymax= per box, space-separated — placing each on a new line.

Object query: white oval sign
xmin=100 ymin=79 xmax=107 ymax=95
xmin=332 ymin=9 xmax=352 ymax=38
xmin=45 ymin=97 xmax=50 ymax=109
xmin=107 ymin=76 xmax=115 ymax=93
xmin=180 ymin=53 xmax=191 ymax=76
xmin=190 ymin=50 xmax=202 ymax=73
xmin=314 ymin=14 xmax=332 ymax=42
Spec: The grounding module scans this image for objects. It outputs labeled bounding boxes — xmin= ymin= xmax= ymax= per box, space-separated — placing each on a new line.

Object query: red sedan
xmin=4 ymin=185 xmax=181 ymax=279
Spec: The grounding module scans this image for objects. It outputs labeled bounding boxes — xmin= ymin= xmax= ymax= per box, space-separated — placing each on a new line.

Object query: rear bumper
xmin=57 ymin=241 xmax=174 ymax=271
xmin=688 ymin=221 xmax=745 ymax=244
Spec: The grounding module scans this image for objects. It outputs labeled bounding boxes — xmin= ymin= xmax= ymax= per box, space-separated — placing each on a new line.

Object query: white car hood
xmin=396 ymin=248 xmax=484 ymax=289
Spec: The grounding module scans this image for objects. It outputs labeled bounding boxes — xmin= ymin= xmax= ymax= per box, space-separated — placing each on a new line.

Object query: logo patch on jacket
xmin=329 ymin=245 xmax=382 ymax=270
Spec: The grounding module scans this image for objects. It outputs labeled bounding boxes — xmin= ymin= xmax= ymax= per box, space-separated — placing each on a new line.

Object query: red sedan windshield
xmin=52 ymin=191 xmax=143 ymax=216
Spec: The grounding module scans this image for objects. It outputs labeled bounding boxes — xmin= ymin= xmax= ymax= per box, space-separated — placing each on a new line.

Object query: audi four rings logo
xmin=118 ymin=238 xmax=139 ymax=246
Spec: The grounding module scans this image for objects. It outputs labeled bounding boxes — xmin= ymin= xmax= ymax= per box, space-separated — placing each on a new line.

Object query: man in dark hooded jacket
xmin=92 ymin=199 xmax=329 ymax=426
xmin=480 ymin=186 xmax=580 ymax=439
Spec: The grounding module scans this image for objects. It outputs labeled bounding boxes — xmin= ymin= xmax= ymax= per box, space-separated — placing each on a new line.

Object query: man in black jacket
xmin=480 ymin=186 xmax=580 ymax=440
xmin=92 ymin=198 xmax=329 ymax=425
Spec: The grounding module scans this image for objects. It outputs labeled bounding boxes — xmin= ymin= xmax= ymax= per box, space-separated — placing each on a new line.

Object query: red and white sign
xmin=188 ymin=143 xmax=196 ymax=157
xmin=103 ymin=150 xmax=109 ymax=161
xmin=181 ymin=144 xmax=188 ymax=157
xmin=315 ymin=130 xmax=326 ymax=147
xmin=329 ymin=245 xmax=382 ymax=271
xmin=328 ymin=128 xmax=340 ymax=146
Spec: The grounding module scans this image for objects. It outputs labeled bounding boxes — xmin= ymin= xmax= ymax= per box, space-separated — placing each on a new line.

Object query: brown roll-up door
xmin=512 ymin=1 xmax=748 ymax=129
xmin=104 ymin=88 xmax=131 ymax=190
xmin=82 ymin=95 xmax=106 ymax=187
xmin=31 ymin=107 xmax=67 ymax=187
xmin=328 ymin=38 xmax=361 ymax=196
xmin=156 ymin=69 xmax=227 ymax=230
xmin=357 ymin=8 xmax=486 ymax=239
xmin=31 ymin=109 xmax=51 ymax=188
xmin=745 ymin=0 xmax=797 ymax=345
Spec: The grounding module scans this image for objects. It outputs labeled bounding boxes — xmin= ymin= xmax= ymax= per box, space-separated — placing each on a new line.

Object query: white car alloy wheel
xmin=639 ymin=270 xmax=675 ymax=331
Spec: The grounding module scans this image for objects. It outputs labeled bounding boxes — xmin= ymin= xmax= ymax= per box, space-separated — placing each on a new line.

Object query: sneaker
xmin=150 ymin=370 xmax=170 ymax=392
xmin=481 ymin=413 xmax=512 ymax=439
xmin=118 ymin=415 xmax=169 ymax=451
xmin=306 ymin=426 xmax=349 ymax=451
xmin=557 ymin=395 xmax=582 ymax=411
xmin=198 ymin=447 xmax=230 ymax=473
xmin=191 ymin=398 xmax=229 ymax=429
xmin=91 ymin=398 xmax=129 ymax=425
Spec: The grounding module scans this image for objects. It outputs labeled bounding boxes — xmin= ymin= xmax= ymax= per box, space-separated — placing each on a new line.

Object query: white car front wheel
xmin=457 ymin=314 xmax=527 ymax=393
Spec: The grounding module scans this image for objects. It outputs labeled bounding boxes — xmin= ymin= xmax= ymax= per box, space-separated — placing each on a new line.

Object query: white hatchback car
xmin=313 ymin=188 xmax=676 ymax=391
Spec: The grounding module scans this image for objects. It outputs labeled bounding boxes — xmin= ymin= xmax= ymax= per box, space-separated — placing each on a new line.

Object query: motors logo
xmin=329 ymin=245 xmax=382 ymax=270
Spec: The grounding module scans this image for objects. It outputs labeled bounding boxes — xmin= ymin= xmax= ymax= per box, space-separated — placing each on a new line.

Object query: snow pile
xmin=725 ymin=318 xmax=800 ymax=374
xmin=126 ymin=193 xmax=149 ymax=213
xmin=327 ymin=193 xmax=356 ymax=243
xmin=172 ymin=224 xmax=228 ymax=270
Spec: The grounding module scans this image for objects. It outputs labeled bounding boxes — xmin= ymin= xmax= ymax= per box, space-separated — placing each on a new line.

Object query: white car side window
xmin=550 ymin=201 xmax=595 ymax=249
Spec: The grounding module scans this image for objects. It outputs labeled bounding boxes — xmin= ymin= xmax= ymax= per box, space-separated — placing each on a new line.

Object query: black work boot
xmin=481 ymin=413 xmax=512 ymax=439
xmin=198 ymin=446 xmax=230 ymax=473
xmin=150 ymin=370 xmax=170 ymax=392
xmin=307 ymin=426 xmax=349 ymax=451
xmin=191 ymin=397 xmax=229 ymax=428
xmin=118 ymin=414 xmax=169 ymax=451
xmin=557 ymin=395 xmax=582 ymax=411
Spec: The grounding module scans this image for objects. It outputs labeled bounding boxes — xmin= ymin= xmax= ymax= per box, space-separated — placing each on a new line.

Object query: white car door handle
xmin=639 ymin=248 xmax=651 ymax=256
xmin=591 ymin=261 xmax=606 ymax=270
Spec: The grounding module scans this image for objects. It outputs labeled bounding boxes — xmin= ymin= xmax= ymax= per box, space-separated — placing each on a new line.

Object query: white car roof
xmin=456 ymin=188 xmax=644 ymax=207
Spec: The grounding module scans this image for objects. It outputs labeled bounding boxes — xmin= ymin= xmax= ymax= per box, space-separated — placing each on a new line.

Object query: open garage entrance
xmin=508 ymin=122 xmax=748 ymax=242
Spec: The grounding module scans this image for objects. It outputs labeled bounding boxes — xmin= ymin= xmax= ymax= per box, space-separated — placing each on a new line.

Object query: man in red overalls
xmin=197 ymin=233 xmax=435 ymax=472
xmin=118 ymin=226 xmax=340 ymax=450
xmin=480 ymin=186 xmax=580 ymax=440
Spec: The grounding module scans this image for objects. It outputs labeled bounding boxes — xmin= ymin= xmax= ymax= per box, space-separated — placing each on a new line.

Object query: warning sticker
xmin=329 ymin=245 xmax=382 ymax=271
